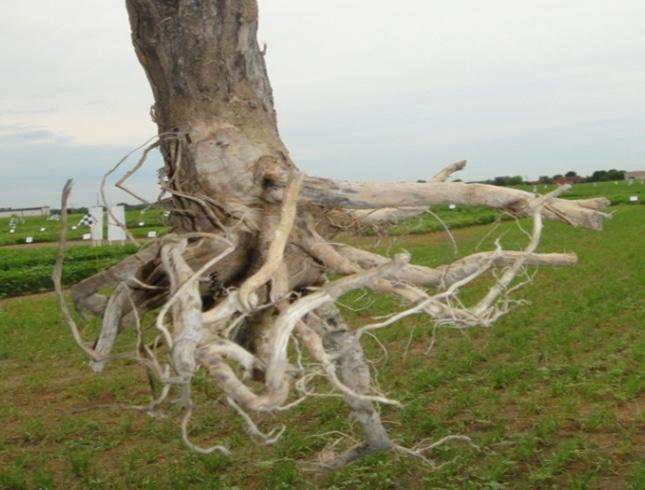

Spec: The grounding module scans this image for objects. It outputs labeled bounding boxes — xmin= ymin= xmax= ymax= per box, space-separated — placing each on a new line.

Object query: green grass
xmin=0 ymin=244 xmax=140 ymax=271
xmin=389 ymin=205 xmax=499 ymax=235
xmin=513 ymin=180 xmax=645 ymax=205
xmin=0 ymin=205 xmax=643 ymax=489
xmin=388 ymin=179 xmax=644 ymax=235
xmin=0 ymin=208 xmax=166 ymax=246
xmin=0 ymin=207 xmax=164 ymax=298
xmin=0 ymin=245 xmax=139 ymax=298
xmin=1 ymin=181 xmax=641 ymax=245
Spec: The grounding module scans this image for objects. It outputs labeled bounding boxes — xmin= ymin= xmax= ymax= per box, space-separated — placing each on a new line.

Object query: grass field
xmin=2 ymin=181 xmax=642 ymax=301
xmin=0 ymin=209 xmax=166 ymax=246
xmin=513 ymin=180 xmax=644 ymax=205
xmin=1 ymin=181 xmax=641 ymax=246
xmin=390 ymin=180 xmax=643 ymax=235
xmin=0 ymin=245 xmax=138 ymax=298
xmin=0 ymin=201 xmax=642 ymax=489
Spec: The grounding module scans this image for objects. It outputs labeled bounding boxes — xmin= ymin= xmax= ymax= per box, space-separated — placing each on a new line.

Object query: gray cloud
xmin=0 ymin=0 xmax=643 ymax=208
xmin=0 ymin=136 xmax=162 ymax=208
xmin=0 ymin=127 xmax=62 ymax=144
xmin=0 ymin=108 xmax=56 ymax=116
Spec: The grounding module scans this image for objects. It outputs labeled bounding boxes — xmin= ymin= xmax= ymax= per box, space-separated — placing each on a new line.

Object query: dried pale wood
xmin=333 ymin=244 xmax=577 ymax=288
xmin=300 ymin=178 xmax=608 ymax=230
xmin=55 ymin=0 xmax=611 ymax=470
xmin=431 ymin=160 xmax=467 ymax=182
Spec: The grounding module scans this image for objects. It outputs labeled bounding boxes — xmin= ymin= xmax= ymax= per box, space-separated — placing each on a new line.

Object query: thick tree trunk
xmin=57 ymin=0 xmax=609 ymax=469
xmin=127 ymin=0 xmax=294 ymax=231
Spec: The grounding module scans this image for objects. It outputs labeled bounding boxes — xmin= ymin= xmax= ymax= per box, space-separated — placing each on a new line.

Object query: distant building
xmin=625 ymin=171 xmax=645 ymax=181
xmin=0 ymin=206 xmax=50 ymax=219
xmin=553 ymin=175 xmax=583 ymax=185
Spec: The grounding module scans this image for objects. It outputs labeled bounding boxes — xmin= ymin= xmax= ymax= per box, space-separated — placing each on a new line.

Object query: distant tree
xmin=62 ymin=207 xmax=89 ymax=215
xmin=492 ymin=175 xmax=524 ymax=187
xmin=509 ymin=176 xmax=524 ymax=186
xmin=565 ymin=171 xmax=577 ymax=178
xmin=607 ymin=169 xmax=625 ymax=181
xmin=589 ymin=169 xmax=625 ymax=182
xmin=538 ymin=176 xmax=552 ymax=184
xmin=590 ymin=170 xmax=608 ymax=182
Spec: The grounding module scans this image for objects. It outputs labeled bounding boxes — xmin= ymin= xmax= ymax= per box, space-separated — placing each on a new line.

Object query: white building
xmin=625 ymin=171 xmax=645 ymax=181
xmin=0 ymin=206 xmax=50 ymax=219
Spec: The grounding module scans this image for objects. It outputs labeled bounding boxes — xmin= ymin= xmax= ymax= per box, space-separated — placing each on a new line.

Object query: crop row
xmin=0 ymin=209 xmax=167 ymax=246
xmin=390 ymin=206 xmax=498 ymax=235
xmin=0 ymin=246 xmax=138 ymax=298
xmin=0 ymin=244 xmax=138 ymax=271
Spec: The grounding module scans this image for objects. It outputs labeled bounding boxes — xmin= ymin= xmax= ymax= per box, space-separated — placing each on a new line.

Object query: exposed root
xmin=301 ymin=177 xmax=610 ymax=230
xmin=99 ymin=134 xmax=172 ymax=245
xmin=238 ymin=172 xmax=303 ymax=310
xmin=226 ymin=397 xmax=285 ymax=446
xmin=330 ymin=243 xmax=576 ymax=289
xmin=57 ymin=155 xmax=608 ymax=470
xmin=53 ymin=180 xmax=103 ymax=363
xmin=296 ymin=321 xmax=402 ymax=408
xmin=79 ymin=3 xmax=619 ymax=471
xmin=318 ymin=441 xmax=390 ymax=470
xmin=394 ymin=434 xmax=481 ymax=467
xmin=431 ymin=159 xmax=467 ymax=183
xmin=90 ymin=283 xmax=129 ymax=372
xmin=181 ymin=404 xmax=231 ymax=456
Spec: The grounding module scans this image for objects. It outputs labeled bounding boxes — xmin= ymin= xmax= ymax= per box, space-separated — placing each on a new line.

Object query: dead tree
xmin=54 ymin=0 xmax=609 ymax=469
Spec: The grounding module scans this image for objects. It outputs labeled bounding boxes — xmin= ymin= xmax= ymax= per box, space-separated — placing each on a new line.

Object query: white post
xmin=108 ymin=205 xmax=127 ymax=244
xmin=89 ymin=206 xmax=104 ymax=246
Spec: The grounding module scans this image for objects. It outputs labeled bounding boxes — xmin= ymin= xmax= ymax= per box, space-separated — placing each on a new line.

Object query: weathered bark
xmin=57 ymin=0 xmax=609 ymax=470
xmin=126 ymin=0 xmax=294 ymax=232
xmin=312 ymin=304 xmax=392 ymax=468
xmin=300 ymin=178 xmax=608 ymax=230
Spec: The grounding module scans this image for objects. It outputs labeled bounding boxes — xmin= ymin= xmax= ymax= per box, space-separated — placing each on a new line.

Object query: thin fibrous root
xmin=198 ymin=254 xmax=410 ymax=414
xmin=56 ymin=144 xmax=610 ymax=470
xmin=181 ymin=404 xmax=231 ymax=456
xmin=53 ymin=180 xmax=103 ymax=363
xmin=394 ymin=434 xmax=481 ymax=467
xmin=226 ymin=397 xmax=285 ymax=446
xmin=296 ymin=322 xmax=402 ymax=407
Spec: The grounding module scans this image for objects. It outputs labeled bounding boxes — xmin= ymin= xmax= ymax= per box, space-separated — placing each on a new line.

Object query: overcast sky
xmin=1 ymin=0 xmax=644 ymax=208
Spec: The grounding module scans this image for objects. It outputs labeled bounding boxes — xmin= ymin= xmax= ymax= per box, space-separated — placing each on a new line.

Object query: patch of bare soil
xmin=0 ymin=240 xmax=90 ymax=250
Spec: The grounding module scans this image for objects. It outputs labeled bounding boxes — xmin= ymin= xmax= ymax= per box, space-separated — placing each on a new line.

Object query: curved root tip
xmin=89 ymin=361 xmax=106 ymax=373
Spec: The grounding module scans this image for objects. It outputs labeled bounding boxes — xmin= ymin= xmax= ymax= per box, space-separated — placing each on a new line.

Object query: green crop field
xmin=0 ymin=200 xmax=642 ymax=489
xmin=1 ymin=181 xmax=637 ymax=300
xmin=0 ymin=208 xmax=166 ymax=246
xmin=513 ymin=180 xmax=645 ymax=205
xmin=0 ymin=245 xmax=139 ymax=298
xmin=386 ymin=180 xmax=643 ymax=236
xmin=0 ymin=181 xmax=641 ymax=246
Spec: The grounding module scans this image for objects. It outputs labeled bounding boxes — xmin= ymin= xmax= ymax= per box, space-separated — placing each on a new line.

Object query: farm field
xmin=0 ymin=209 xmax=167 ymax=247
xmin=1 ymin=181 xmax=642 ymax=246
xmin=391 ymin=180 xmax=643 ymax=235
xmin=0 ymin=200 xmax=642 ymax=488
xmin=1 ymin=181 xmax=642 ymax=302
xmin=0 ymin=245 xmax=138 ymax=299
xmin=513 ymin=180 xmax=644 ymax=204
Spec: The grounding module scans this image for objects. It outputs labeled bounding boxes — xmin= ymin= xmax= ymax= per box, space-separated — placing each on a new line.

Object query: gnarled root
xmin=57 ymin=162 xmax=609 ymax=470
xmin=307 ymin=304 xmax=392 ymax=469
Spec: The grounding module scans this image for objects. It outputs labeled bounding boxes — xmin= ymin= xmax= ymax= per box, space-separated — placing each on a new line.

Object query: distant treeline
xmin=483 ymin=169 xmax=626 ymax=187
